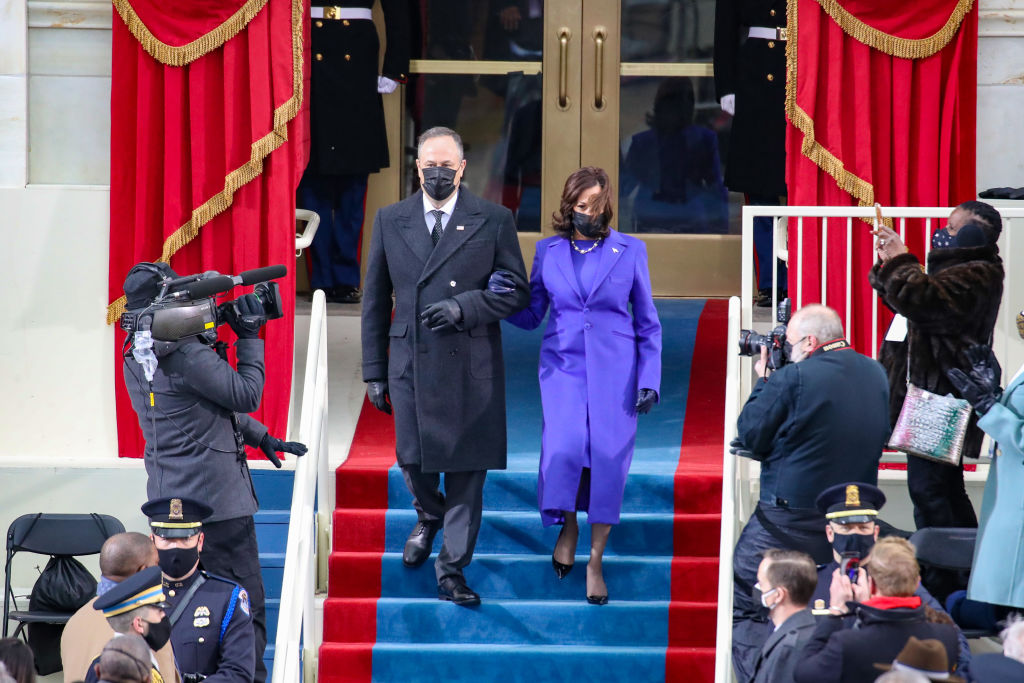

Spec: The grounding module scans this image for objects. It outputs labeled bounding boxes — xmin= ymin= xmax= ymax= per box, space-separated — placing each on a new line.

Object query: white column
xmin=978 ymin=1 xmax=1024 ymax=190
xmin=0 ymin=0 xmax=28 ymax=187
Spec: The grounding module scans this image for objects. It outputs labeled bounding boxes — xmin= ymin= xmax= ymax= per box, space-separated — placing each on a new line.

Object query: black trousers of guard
xmin=201 ymin=516 xmax=267 ymax=683
xmin=401 ymin=465 xmax=487 ymax=583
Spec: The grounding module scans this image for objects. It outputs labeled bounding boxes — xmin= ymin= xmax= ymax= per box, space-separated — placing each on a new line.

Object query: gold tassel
xmin=112 ymin=0 xmax=269 ymax=67
xmin=106 ymin=0 xmax=305 ymax=324
xmin=815 ymin=0 xmax=974 ymax=60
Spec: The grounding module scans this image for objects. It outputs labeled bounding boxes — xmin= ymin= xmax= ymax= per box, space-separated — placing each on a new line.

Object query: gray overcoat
xmin=361 ymin=189 xmax=529 ymax=473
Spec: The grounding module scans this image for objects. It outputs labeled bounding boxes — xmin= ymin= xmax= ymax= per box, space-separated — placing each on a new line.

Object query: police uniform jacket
xmin=361 ymin=189 xmax=530 ymax=473
xmin=750 ymin=608 xmax=816 ymax=683
xmin=165 ymin=570 xmax=255 ymax=683
xmin=811 ymin=561 xmax=971 ymax=673
xmin=793 ymin=603 xmax=960 ymax=683
xmin=309 ymin=1 xmax=411 ymax=175
xmin=61 ymin=596 xmax=181 ymax=683
xmin=736 ymin=342 xmax=890 ymax=509
xmin=123 ymin=337 xmax=268 ymax=523
xmin=713 ymin=0 xmax=787 ymax=196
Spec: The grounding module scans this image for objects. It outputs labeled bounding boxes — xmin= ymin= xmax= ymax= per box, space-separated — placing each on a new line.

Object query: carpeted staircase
xmin=321 ymin=300 xmax=727 ymax=682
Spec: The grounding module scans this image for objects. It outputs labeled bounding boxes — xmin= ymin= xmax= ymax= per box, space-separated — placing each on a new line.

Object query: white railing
xmin=273 ymin=289 xmax=331 ymax=683
xmin=715 ymin=204 xmax=1024 ymax=682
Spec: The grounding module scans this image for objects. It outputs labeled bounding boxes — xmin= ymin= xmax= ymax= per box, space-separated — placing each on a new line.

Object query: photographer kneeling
xmin=120 ymin=262 xmax=306 ymax=683
xmin=730 ymin=304 xmax=890 ymax=682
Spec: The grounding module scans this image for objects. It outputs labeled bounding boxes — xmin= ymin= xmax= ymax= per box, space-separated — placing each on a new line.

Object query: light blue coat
xmin=968 ymin=364 xmax=1024 ymax=607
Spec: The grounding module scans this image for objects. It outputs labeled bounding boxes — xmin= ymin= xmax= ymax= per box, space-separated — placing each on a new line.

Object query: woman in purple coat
xmin=507 ymin=167 xmax=662 ymax=604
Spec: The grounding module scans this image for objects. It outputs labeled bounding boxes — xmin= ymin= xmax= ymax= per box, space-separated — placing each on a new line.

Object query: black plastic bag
xmin=27 ymin=555 xmax=97 ymax=674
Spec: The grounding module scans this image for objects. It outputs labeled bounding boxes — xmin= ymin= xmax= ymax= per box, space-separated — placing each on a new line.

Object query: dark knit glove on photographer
xmin=729 ymin=437 xmax=754 ymax=459
xmin=635 ymin=388 xmax=658 ymax=415
xmin=225 ymin=293 xmax=266 ymax=339
xmin=947 ymin=344 xmax=1003 ymax=416
xmin=366 ymin=380 xmax=392 ymax=415
xmin=420 ymin=298 xmax=463 ymax=332
xmin=258 ymin=433 xmax=307 ymax=468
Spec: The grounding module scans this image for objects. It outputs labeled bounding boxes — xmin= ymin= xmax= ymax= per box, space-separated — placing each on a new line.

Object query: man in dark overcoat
xmin=361 ymin=126 xmax=530 ymax=606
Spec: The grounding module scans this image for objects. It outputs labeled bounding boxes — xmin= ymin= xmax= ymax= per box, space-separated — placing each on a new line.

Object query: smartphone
xmin=840 ymin=554 xmax=860 ymax=582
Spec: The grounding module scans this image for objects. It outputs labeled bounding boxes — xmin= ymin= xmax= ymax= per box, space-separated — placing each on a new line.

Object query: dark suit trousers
xmin=402 ymin=465 xmax=486 ymax=582
xmin=201 ymin=516 xmax=267 ymax=683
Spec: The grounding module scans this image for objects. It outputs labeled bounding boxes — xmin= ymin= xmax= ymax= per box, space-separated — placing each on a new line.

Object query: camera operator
xmin=730 ymin=304 xmax=890 ymax=682
xmin=120 ymin=262 xmax=306 ymax=683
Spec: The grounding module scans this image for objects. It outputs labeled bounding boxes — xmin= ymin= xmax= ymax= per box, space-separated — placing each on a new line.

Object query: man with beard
xmin=730 ymin=304 xmax=890 ymax=681
xmin=144 ymin=497 xmax=255 ymax=683
xmin=361 ymin=126 xmax=529 ymax=606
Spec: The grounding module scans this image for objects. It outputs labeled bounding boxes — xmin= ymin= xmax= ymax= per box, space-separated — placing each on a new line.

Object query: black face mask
xmin=157 ymin=546 xmax=199 ymax=579
xmin=831 ymin=531 xmax=875 ymax=559
xmin=572 ymin=211 xmax=605 ymax=238
xmin=142 ymin=614 xmax=172 ymax=651
xmin=421 ymin=166 xmax=458 ymax=201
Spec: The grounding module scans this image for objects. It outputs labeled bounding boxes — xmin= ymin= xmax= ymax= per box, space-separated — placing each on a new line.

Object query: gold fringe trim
xmin=106 ymin=0 xmax=305 ymax=324
xmin=786 ymin=0 xmax=889 ymax=227
xmin=112 ymin=0 xmax=269 ymax=67
xmin=815 ymin=0 xmax=974 ymax=59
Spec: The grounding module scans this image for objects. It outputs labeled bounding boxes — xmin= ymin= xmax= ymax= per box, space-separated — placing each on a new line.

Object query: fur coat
xmin=868 ymin=244 xmax=1004 ymax=459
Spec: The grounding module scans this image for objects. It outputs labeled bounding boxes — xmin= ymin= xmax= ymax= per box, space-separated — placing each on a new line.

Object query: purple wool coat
xmin=507 ymin=229 xmax=662 ymax=526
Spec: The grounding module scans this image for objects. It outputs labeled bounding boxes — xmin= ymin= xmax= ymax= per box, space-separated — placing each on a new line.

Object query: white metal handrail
xmin=716 ymin=204 xmax=1024 ymax=682
xmin=273 ymin=289 xmax=331 ymax=683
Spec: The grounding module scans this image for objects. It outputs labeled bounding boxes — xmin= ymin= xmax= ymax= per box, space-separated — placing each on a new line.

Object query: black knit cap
xmin=123 ymin=262 xmax=178 ymax=309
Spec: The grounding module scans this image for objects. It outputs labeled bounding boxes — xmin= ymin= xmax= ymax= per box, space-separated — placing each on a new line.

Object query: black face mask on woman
xmin=157 ymin=546 xmax=199 ymax=579
xmin=142 ymin=614 xmax=172 ymax=651
xmin=421 ymin=166 xmax=458 ymax=201
xmin=572 ymin=211 xmax=605 ymax=239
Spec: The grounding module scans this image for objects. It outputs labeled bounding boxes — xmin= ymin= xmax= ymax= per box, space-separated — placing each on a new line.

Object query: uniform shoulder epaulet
xmin=199 ymin=570 xmax=242 ymax=588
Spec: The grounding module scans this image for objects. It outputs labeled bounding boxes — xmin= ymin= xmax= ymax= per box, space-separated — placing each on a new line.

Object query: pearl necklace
xmin=571 ymin=237 xmax=602 ymax=254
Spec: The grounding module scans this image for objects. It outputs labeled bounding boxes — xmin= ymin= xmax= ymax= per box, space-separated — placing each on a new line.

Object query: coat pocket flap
xmin=389 ymin=322 xmax=409 ymax=337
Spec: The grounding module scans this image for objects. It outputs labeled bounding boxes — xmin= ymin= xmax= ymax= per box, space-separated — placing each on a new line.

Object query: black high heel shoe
xmin=551 ymin=525 xmax=575 ymax=579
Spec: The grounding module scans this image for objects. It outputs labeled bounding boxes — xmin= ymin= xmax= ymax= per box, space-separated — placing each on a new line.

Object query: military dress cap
xmin=94 ymin=566 xmax=170 ymax=616
xmin=143 ymin=497 xmax=213 ymax=538
xmin=815 ymin=482 xmax=886 ymax=524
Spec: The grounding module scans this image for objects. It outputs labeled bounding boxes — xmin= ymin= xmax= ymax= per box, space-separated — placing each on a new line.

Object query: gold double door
xmin=365 ymin=0 xmax=741 ymax=296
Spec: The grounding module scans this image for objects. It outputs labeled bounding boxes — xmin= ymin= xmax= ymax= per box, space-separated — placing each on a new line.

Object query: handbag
xmin=888 ymin=340 xmax=972 ymax=466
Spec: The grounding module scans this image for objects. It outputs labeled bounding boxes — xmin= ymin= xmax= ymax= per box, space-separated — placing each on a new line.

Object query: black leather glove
xmin=366 ymin=380 xmax=392 ymax=414
xmin=224 ymin=293 xmax=266 ymax=339
xmin=729 ymin=437 xmax=754 ymax=459
xmin=947 ymin=344 xmax=1003 ymax=415
xmin=487 ymin=270 xmax=516 ymax=294
xmin=634 ymin=388 xmax=658 ymax=415
xmin=420 ymin=298 xmax=463 ymax=332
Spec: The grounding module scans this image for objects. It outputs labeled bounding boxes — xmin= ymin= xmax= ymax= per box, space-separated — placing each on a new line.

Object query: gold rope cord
xmin=112 ymin=0 xmax=269 ymax=67
xmin=815 ymin=0 xmax=974 ymax=59
xmin=785 ymin=0 xmax=882 ymax=227
xmin=106 ymin=0 xmax=304 ymax=323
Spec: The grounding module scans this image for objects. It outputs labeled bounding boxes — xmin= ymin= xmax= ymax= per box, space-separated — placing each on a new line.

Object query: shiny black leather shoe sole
xmin=586 ymin=594 xmax=609 ymax=606
xmin=552 ymin=556 xmax=574 ymax=579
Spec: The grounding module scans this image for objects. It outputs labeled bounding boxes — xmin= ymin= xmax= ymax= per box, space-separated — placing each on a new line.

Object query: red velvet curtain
xmin=107 ymin=0 xmax=309 ymax=458
xmin=785 ymin=0 xmax=977 ymax=353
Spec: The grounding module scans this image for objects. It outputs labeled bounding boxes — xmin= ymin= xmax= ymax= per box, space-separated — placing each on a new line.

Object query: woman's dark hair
xmin=552 ymin=166 xmax=614 ymax=238
xmin=958 ymin=200 xmax=1002 ymax=243
xmin=646 ymin=78 xmax=696 ymax=134
xmin=0 ymin=638 xmax=36 ymax=683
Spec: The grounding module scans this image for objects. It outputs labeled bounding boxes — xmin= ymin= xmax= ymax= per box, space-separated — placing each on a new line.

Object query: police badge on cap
xmin=142 ymin=497 xmax=213 ymax=538
xmin=815 ymin=482 xmax=886 ymax=524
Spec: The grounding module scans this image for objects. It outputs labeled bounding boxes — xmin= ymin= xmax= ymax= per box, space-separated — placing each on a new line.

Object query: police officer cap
xmin=94 ymin=566 xmax=170 ymax=616
xmin=815 ymin=482 xmax=885 ymax=525
xmin=123 ymin=262 xmax=178 ymax=309
xmin=142 ymin=497 xmax=213 ymax=538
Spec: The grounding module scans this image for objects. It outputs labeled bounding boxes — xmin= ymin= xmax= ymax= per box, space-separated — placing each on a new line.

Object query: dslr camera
xmin=737 ymin=298 xmax=791 ymax=371
xmin=120 ymin=265 xmax=286 ymax=343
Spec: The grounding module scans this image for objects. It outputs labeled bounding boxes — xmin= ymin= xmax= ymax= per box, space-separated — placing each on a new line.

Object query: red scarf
xmin=864 ymin=595 xmax=922 ymax=610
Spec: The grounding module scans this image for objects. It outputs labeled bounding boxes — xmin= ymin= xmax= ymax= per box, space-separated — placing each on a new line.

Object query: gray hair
xmin=417 ymin=126 xmax=463 ymax=161
xmin=1002 ymin=614 xmax=1024 ymax=663
xmin=792 ymin=304 xmax=845 ymax=342
xmin=98 ymin=634 xmax=152 ymax=683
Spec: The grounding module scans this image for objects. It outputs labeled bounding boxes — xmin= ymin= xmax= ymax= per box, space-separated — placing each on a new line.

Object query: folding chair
xmin=3 ymin=513 xmax=125 ymax=638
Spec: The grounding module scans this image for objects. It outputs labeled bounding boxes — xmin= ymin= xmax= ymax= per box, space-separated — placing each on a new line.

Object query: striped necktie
xmin=430 ymin=210 xmax=444 ymax=246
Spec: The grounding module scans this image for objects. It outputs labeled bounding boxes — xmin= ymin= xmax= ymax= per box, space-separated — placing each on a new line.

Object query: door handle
xmin=593 ymin=28 xmax=606 ymax=111
xmin=557 ymin=27 xmax=571 ymax=110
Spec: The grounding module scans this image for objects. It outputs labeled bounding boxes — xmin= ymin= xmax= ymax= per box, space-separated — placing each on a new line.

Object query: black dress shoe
xmin=551 ymin=525 xmax=575 ymax=579
xmin=328 ymin=285 xmax=362 ymax=304
xmin=402 ymin=520 xmax=440 ymax=568
xmin=438 ymin=577 xmax=481 ymax=606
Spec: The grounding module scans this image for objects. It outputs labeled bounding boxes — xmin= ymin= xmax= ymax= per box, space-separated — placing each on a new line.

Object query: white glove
xmin=377 ymin=76 xmax=398 ymax=94
xmin=720 ymin=94 xmax=735 ymax=116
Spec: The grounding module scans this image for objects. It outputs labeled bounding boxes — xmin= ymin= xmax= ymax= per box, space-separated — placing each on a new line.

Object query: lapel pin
xmin=456 ymin=225 xmax=465 ymax=231
xmin=612 ymin=247 xmax=619 ymax=253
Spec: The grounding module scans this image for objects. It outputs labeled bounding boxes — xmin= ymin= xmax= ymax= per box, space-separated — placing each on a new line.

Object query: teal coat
xmin=968 ymin=364 xmax=1024 ymax=607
